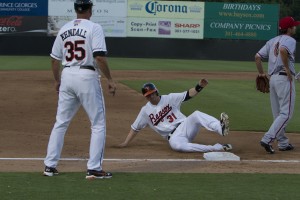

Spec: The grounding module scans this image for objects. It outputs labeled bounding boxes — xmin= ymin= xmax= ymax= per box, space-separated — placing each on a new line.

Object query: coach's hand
xmin=55 ymin=81 xmax=60 ymax=94
xmin=108 ymin=79 xmax=116 ymax=96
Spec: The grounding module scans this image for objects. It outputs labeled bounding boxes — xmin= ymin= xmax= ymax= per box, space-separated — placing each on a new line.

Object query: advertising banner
xmin=204 ymin=2 xmax=279 ymax=40
xmin=0 ymin=15 xmax=47 ymax=35
xmin=127 ymin=0 xmax=204 ymax=39
xmin=0 ymin=0 xmax=280 ymax=39
xmin=0 ymin=0 xmax=48 ymax=16
xmin=48 ymin=16 xmax=126 ymax=37
xmin=128 ymin=0 xmax=204 ymax=19
xmin=0 ymin=0 xmax=47 ymax=35
xmin=48 ymin=0 xmax=127 ymax=17
xmin=93 ymin=17 xmax=126 ymax=37
xmin=204 ymin=19 xmax=277 ymax=40
xmin=48 ymin=0 xmax=127 ymax=37
xmin=205 ymin=2 xmax=279 ymax=22
xmin=127 ymin=17 xmax=203 ymax=39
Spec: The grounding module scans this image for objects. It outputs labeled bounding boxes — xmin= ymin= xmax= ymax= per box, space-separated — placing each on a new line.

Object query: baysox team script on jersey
xmin=132 ymin=92 xmax=186 ymax=138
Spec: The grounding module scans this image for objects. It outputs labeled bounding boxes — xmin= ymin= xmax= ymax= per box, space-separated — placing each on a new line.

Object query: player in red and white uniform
xmin=119 ymin=80 xmax=232 ymax=153
xmin=255 ymin=16 xmax=300 ymax=154
xmin=44 ymin=0 xmax=116 ymax=179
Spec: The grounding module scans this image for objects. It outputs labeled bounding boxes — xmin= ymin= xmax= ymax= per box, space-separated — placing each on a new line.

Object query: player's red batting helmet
xmin=74 ymin=0 xmax=93 ymax=12
xmin=142 ymin=83 xmax=158 ymax=97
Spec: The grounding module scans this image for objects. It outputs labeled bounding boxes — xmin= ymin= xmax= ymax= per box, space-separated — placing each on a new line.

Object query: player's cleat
xmin=43 ymin=166 xmax=59 ymax=176
xmin=223 ymin=144 xmax=233 ymax=151
xmin=260 ymin=141 xmax=275 ymax=154
xmin=220 ymin=112 xmax=229 ymax=136
xmin=86 ymin=170 xmax=112 ymax=179
xmin=279 ymin=144 xmax=294 ymax=151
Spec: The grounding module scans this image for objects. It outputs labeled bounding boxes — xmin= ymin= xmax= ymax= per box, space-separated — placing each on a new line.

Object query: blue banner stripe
xmin=0 ymin=0 xmax=48 ymax=16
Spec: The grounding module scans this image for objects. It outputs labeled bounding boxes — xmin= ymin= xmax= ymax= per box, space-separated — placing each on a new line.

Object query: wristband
xmin=195 ymin=84 xmax=203 ymax=92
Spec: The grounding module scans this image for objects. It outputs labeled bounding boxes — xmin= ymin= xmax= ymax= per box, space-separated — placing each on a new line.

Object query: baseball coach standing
xmin=43 ymin=0 xmax=116 ymax=179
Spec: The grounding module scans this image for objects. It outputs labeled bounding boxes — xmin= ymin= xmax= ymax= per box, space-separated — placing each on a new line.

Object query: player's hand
xmin=55 ymin=81 xmax=60 ymax=94
xmin=117 ymin=142 xmax=128 ymax=148
xmin=108 ymin=79 xmax=116 ymax=96
xmin=286 ymin=71 xmax=293 ymax=82
xmin=199 ymin=79 xmax=208 ymax=88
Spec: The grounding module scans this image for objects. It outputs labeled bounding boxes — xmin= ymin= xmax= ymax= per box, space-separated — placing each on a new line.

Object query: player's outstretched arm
xmin=188 ymin=79 xmax=208 ymax=98
xmin=118 ymin=129 xmax=139 ymax=148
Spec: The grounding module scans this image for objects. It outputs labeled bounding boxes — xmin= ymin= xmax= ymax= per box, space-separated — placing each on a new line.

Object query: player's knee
xmin=192 ymin=110 xmax=205 ymax=118
xmin=280 ymin=113 xmax=292 ymax=122
xmin=170 ymin=142 xmax=186 ymax=152
xmin=192 ymin=110 xmax=200 ymax=114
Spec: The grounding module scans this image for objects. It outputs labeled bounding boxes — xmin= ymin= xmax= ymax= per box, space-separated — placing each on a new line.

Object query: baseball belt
xmin=272 ymin=70 xmax=295 ymax=76
xmin=167 ymin=123 xmax=181 ymax=140
xmin=277 ymin=72 xmax=295 ymax=76
xmin=64 ymin=65 xmax=95 ymax=71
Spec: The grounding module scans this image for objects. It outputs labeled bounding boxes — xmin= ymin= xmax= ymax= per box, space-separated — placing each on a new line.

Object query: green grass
xmin=1 ymin=56 xmax=51 ymax=70
xmin=1 ymin=56 xmax=300 ymax=199
xmin=2 ymin=55 xmax=299 ymax=132
xmin=0 ymin=56 xmax=271 ymax=71
xmin=2 ymin=56 xmax=300 ymax=71
xmin=1 ymin=56 xmax=254 ymax=71
xmin=108 ymin=57 xmax=258 ymax=71
xmin=1 ymin=173 xmax=300 ymax=200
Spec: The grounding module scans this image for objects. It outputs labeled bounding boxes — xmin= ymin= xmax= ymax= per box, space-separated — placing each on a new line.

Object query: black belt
xmin=279 ymin=72 xmax=287 ymax=76
xmin=278 ymin=72 xmax=295 ymax=76
xmin=64 ymin=65 xmax=95 ymax=71
xmin=167 ymin=123 xmax=181 ymax=140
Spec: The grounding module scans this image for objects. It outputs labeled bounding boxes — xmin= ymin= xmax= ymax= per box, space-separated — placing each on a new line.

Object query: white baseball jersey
xmin=131 ymin=91 xmax=225 ymax=152
xmin=50 ymin=19 xmax=107 ymax=67
xmin=132 ymin=92 xmax=187 ymax=139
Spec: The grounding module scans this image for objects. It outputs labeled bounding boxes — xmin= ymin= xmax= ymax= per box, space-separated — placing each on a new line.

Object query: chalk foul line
xmin=1 ymin=158 xmax=300 ymax=163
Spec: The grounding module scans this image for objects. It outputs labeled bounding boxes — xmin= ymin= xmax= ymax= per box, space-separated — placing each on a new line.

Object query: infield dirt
xmin=1 ymin=70 xmax=300 ymax=173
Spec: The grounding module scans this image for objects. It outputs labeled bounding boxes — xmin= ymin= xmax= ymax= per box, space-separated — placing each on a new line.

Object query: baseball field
xmin=1 ymin=56 xmax=300 ymax=199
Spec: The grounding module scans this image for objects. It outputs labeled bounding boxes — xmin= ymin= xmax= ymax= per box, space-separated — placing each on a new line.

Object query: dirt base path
xmin=1 ymin=70 xmax=300 ymax=173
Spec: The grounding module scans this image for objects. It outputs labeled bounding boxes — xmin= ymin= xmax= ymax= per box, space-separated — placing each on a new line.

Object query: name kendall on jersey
xmin=149 ymin=104 xmax=172 ymax=126
xmin=60 ymin=28 xmax=87 ymax=41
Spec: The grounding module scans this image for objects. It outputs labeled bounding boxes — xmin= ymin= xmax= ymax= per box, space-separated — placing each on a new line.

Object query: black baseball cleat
xmin=86 ymin=170 xmax=112 ymax=179
xmin=260 ymin=141 xmax=275 ymax=154
xmin=223 ymin=144 xmax=233 ymax=152
xmin=279 ymin=144 xmax=294 ymax=151
xmin=43 ymin=166 xmax=59 ymax=176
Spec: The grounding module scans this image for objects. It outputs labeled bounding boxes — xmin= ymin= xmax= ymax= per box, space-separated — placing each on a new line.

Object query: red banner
xmin=0 ymin=15 xmax=47 ymax=35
